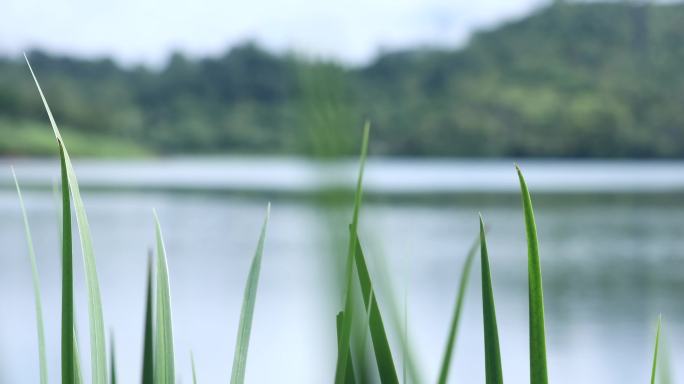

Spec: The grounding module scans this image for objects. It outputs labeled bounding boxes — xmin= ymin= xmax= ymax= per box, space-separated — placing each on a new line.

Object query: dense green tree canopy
xmin=2 ymin=2 xmax=684 ymax=157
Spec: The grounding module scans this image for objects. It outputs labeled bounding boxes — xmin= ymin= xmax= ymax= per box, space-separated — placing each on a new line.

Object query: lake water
xmin=1 ymin=158 xmax=684 ymax=383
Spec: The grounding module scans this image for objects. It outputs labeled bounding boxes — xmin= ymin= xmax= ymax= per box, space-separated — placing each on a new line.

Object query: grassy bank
xmin=0 ymin=118 xmax=151 ymax=157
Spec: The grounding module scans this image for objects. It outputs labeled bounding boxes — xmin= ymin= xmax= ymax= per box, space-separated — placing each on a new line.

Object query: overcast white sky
xmin=1 ymin=0 xmax=548 ymax=66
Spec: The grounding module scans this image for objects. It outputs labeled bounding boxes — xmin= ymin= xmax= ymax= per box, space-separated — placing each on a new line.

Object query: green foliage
xmin=352 ymin=233 xmax=399 ymax=384
xmin=14 ymin=56 xmax=677 ymax=383
xmin=12 ymin=169 xmax=48 ymax=384
xmin=110 ymin=333 xmax=117 ymax=384
xmin=516 ymin=166 xmax=548 ymax=384
xmin=437 ymin=235 xmax=478 ymax=384
xmin=59 ymin=121 xmax=75 ymax=384
xmin=479 ymin=216 xmax=503 ymax=384
xmin=335 ymin=124 xmax=369 ymax=384
xmin=651 ymin=315 xmax=662 ymax=384
xmin=7 ymin=3 xmax=684 ymax=157
xmin=335 ymin=312 xmax=357 ymax=384
xmin=230 ymin=204 xmax=270 ymax=384
xmin=26 ymin=56 xmax=109 ymax=384
xmin=142 ymin=254 xmax=154 ymax=384
xmin=154 ymin=212 xmax=175 ymax=384
xmin=191 ymin=352 xmax=198 ymax=384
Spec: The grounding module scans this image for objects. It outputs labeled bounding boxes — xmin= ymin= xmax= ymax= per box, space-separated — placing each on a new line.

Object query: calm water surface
xmin=1 ymin=158 xmax=683 ymax=383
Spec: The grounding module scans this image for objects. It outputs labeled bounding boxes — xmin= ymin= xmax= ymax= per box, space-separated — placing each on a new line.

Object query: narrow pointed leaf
xmin=335 ymin=123 xmax=370 ymax=384
xmin=436 ymin=235 xmax=479 ymax=384
xmin=12 ymin=168 xmax=48 ymax=384
xmin=110 ymin=332 xmax=117 ymax=384
xmin=230 ymin=203 xmax=270 ymax=384
xmin=479 ymin=216 xmax=503 ymax=384
xmin=73 ymin=327 xmax=83 ymax=384
xmin=651 ymin=315 xmax=662 ymax=384
xmin=516 ymin=166 xmax=548 ymax=384
xmin=191 ymin=352 xmax=198 ymax=384
xmin=60 ymin=144 xmax=75 ymax=384
xmin=153 ymin=211 xmax=175 ymax=384
xmin=353 ymin=234 xmax=399 ymax=384
xmin=659 ymin=333 xmax=673 ymax=384
xmin=336 ymin=311 xmax=356 ymax=384
xmin=25 ymin=55 xmax=108 ymax=384
xmin=142 ymin=252 xmax=154 ymax=384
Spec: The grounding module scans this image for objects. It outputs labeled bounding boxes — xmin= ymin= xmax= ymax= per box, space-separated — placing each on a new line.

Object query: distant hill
xmin=2 ymin=2 xmax=684 ymax=157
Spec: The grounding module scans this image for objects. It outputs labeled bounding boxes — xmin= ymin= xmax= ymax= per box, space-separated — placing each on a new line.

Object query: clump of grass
xmin=334 ymin=122 xmax=370 ymax=384
xmin=13 ymin=58 xmax=669 ymax=384
xmin=26 ymin=54 xmax=108 ymax=384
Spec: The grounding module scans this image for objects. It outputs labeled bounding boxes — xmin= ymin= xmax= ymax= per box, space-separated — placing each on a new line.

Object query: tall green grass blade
xmin=402 ymin=291 xmax=407 ymax=384
xmin=73 ymin=326 xmax=83 ymax=384
xmin=436 ymin=235 xmax=479 ymax=384
xmin=651 ymin=315 xmax=662 ymax=384
xmin=53 ymin=173 xmax=81 ymax=384
xmin=358 ymin=289 xmax=375 ymax=376
xmin=516 ymin=166 xmax=549 ymax=384
xmin=659 ymin=333 xmax=673 ymax=384
xmin=479 ymin=216 xmax=503 ymax=384
xmin=59 ymin=143 xmax=75 ymax=384
xmin=191 ymin=352 xmax=198 ymax=384
xmin=335 ymin=123 xmax=370 ymax=384
xmin=367 ymin=243 xmax=423 ymax=384
xmin=353 ymin=234 xmax=399 ymax=384
xmin=336 ymin=312 xmax=357 ymax=384
xmin=230 ymin=203 xmax=271 ymax=384
xmin=110 ymin=332 xmax=117 ymax=384
xmin=12 ymin=168 xmax=48 ymax=384
xmin=25 ymin=54 xmax=108 ymax=384
xmin=142 ymin=252 xmax=154 ymax=384
xmin=153 ymin=211 xmax=175 ymax=384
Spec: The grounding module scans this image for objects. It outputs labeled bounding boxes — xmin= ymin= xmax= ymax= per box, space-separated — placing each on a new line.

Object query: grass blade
xmin=12 ymin=168 xmax=48 ymax=384
xmin=73 ymin=326 xmax=83 ymax=384
xmin=479 ymin=216 xmax=503 ymax=384
xmin=335 ymin=123 xmax=370 ymax=384
xmin=110 ymin=332 xmax=117 ymax=384
xmin=339 ymin=313 xmax=358 ymax=384
xmin=516 ymin=166 xmax=549 ymax=384
xmin=142 ymin=252 xmax=154 ymax=384
xmin=191 ymin=352 xmax=198 ymax=384
xmin=651 ymin=315 xmax=662 ymax=384
xmin=336 ymin=312 xmax=357 ymax=384
xmin=353 ymin=233 xmax=399 ymax=384
xmin=436 ymin=235 xmax=479 ymax=384
xmin=25 ymin=54 xmax=108 ymax=384
xmin=60 ymin=143 xmax=75 ymax=384
xmin=659 ymin=332 xmax=673 ymax=384
xmin=54 ymin=175 xmax=82 ymax=384
xmin=230 ymin=203 xmax=271 ymax=384
xmin=153 ymin=211 xmax=175 ymax=384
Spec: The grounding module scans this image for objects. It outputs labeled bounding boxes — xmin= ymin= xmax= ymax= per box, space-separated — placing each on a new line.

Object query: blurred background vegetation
xmin=3 ymin=2 xmax=684 ymax=158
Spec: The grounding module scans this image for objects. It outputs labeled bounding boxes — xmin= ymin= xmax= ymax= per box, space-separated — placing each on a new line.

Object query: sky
xmin=0 ymin=0 xmax=548 ymax=67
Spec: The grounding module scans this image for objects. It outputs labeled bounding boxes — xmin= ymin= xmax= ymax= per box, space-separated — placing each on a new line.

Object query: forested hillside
xmin=2 ymin=2 xmax=684 ymax=157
